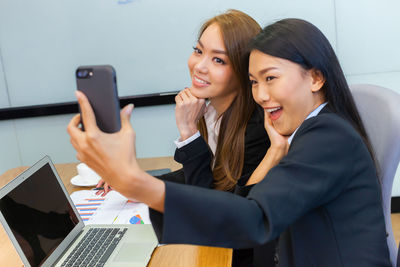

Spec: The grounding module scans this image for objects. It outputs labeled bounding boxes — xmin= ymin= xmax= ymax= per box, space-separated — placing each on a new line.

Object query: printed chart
xmin=70 ymin=190 xmax=150 ymax=225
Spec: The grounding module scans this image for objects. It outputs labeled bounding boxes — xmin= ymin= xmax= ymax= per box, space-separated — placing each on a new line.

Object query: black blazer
xmin=152 ymin=107 xmax=273 ymax=266
xmin=152 ymin=107 xmax=391 ymax=267
xmin=156 ymin=107 xmax=269 ymax=186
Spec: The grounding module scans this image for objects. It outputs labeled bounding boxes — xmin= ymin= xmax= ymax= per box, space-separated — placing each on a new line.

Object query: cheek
xmin=252 ymin=87 xmax=261 ymax=105
xmin=187 ymin=55 xmax=196 ymax=73
xmin=214 ymin=68 xmax=235 ymax=90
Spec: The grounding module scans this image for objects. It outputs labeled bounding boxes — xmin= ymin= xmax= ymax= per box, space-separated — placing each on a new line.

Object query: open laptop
xmin=0 ymin=156 xmax=158 ymax=267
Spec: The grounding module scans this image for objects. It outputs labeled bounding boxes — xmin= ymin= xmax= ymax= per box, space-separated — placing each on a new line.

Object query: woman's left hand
xmin=245 ymin=110 xmax=289 ymax=185
xmin=263 ymin=110 xmax=289 ymax=155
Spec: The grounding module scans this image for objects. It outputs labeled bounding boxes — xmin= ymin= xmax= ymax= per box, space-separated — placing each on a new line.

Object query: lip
xmin=264 ymin=106 xmax=283 ymax=121
xmin=264 ymin=106 xmax=281 ymax=111
xmin=192 ymin=75 xmax=210 ymax=88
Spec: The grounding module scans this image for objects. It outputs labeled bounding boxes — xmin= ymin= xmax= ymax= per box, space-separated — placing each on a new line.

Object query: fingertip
xmin=75 ymin=90 xmax=85 ymax=101
xmin=75 ymin=90 xmax=81 ymax=99
xmin=125 ymin=104 xmax=134 ymax=115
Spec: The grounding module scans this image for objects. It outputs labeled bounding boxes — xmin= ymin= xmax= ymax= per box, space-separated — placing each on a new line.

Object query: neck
xmin=210 ymin=92 xmax=237 ymax=116
xmin=312 ymin=92 xmax=326 ymax=110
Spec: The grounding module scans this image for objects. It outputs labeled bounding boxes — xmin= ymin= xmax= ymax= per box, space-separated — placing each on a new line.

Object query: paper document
xmin=70 ymin=190 xmax=150 ymax=225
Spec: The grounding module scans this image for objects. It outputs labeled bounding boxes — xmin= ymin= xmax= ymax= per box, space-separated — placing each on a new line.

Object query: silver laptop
xmin=0 ymin=156 xmax=158 ymax=267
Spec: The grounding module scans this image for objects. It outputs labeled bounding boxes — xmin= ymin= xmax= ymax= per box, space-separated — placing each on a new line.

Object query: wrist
xmin=120 ymin=166 xmax=165 ymax=212
xmin=266 ymin=146 xmax=287 ymax=163
xmin=179 ymin=125 xmax=198 ymax=141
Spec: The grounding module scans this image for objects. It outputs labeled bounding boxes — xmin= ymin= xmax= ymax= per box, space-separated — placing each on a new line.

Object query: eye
xmin=193 ymin=46 xmax=202 ymax=55
xmin=266 ymin=76 xmax=276 ymax=82
xmin=213 ymin=57 xmax=226 ymax=65
xmin=249 ymin=79 xmax=257 ymax=86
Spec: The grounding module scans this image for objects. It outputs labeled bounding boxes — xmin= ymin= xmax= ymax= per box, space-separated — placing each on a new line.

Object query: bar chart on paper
xmin=70 ymin=190 xmax=150 ymax=225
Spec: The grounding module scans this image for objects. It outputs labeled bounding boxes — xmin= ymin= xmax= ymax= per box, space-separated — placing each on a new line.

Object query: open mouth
xmin=265 ymin=107 xmax=283 ymax=121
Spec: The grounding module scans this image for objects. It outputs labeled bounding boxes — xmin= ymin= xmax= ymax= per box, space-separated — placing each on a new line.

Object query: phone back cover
xmin=76 ymin=65 xmax=121 ymax=133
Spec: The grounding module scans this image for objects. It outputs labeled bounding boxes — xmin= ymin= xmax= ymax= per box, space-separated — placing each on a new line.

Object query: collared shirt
xmin=287 ymin=102 xmax=328 ymax=145
xmin=174 ymin=104 xmax=221 ymax=155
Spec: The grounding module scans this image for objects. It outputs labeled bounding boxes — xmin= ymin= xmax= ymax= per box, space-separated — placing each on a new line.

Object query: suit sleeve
xmin=174 ymin=136 xmax=215 ymax=188
xmin=174 ymin=108 xmax=270 ymax=189
xmin=157 ymin=115 xmax=364 ymax=248
xmin=156 ymin=168 xmax=185 ymax=184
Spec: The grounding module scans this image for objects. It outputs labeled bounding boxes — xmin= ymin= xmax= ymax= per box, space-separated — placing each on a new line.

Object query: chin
xmin=274 ymin=125 xmax=293 ymax=136
xmin=190 ymin=88 xmax=209 ymax=99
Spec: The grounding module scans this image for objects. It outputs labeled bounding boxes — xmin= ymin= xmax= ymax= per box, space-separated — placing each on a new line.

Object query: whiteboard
xmin=0 ymin=0 xmax=336 ymax=108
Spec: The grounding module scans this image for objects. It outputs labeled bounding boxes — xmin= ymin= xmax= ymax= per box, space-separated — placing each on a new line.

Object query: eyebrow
xmin=198 ymin=40 xmax=227 ymax=55
xmin=249 ymin=67 xmax=278 ymax=77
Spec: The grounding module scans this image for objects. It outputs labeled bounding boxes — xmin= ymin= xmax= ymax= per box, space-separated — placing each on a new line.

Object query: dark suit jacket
xmin=151 ymin=107 xmax=391 ymax=267
xmin=152 ymin=107 xmax=274 ymax=266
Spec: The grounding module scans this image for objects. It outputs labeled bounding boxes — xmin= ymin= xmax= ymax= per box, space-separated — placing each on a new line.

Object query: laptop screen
xmin=0 ymin=163 xmax=79 ymax=267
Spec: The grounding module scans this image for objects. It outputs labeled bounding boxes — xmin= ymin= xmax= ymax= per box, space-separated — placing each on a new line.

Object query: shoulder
xmin=292 ymin=111 xmax=362 ymax=148
xmin=287 ymin=110 xmax=372 ymax=170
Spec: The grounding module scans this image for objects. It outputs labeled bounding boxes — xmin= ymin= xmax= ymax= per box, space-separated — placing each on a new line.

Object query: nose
xmin=254 ymin=84 xmax=270 ymax=103
xmin=193 ymin=56 xmax=208 ymax=74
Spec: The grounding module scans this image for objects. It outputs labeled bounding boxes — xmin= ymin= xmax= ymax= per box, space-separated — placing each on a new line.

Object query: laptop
xmin=0 ymin=156 xmax=158 ymax=267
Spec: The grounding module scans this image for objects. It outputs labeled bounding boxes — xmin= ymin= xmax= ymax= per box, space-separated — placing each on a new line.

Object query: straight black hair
xmin=248 ymin=18 xmax=377 ymax=169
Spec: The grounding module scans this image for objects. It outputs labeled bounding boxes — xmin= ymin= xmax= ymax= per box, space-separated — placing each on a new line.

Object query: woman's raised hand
xmin=67 ymin=91 xmax=140 ymax=195
xmin=175 ymin=88 xmax=207 ymax=140
xmin=245 ymin=110 xmax=289 ymax=186
xmin=263 ymin=110 xmax=289 ymax=155
xmin=67 ymin=91 xmax=166 ymax=212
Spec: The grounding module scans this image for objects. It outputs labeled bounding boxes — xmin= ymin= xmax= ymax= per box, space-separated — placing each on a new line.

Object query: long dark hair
xmin=248 ymin=18 xmax=376 ymax=166
xmin=197 ymin=10 xmax=261 ymax=191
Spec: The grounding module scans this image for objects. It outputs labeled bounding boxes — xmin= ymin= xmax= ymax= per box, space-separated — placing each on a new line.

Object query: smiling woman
xmin=68 ymin=18 xmax=391 ymax=267
xmin=249 ymin=51 xmax=326 ymax=136
xmin=94 ymin=10 xmax=274 ymax=267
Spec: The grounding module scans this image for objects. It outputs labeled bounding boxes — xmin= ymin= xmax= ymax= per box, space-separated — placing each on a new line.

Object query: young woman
xmin=68 ymin=18 xmax=391 ymax=266
xmin=95 ymin=10 xmax=273 ymax=266
xmin=159 ymin=9 xmax=270 ymax=192
xmin=99 ymin=10 xmax=269 ymax=194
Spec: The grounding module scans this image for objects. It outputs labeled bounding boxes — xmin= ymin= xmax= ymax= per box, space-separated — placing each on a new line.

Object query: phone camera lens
xmin=77 ymin=70 xmax=89 ymax=78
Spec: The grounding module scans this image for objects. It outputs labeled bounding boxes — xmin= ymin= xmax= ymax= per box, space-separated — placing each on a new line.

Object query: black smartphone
xmin=75 ymin=65 xmax=121 ymax=133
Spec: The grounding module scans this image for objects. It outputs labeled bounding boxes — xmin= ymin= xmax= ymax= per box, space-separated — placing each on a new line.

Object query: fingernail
xmin=75 ymin=90 xmax=82 ymax=99
xmin=125 ymin=104 xmax=134 ymax=115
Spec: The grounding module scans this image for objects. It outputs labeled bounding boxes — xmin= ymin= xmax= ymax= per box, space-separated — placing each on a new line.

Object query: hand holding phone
xmin=75 ymin=65 xmax=121 ymax=133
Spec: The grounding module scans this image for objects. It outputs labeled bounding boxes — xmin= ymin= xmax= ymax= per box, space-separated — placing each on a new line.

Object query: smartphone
xmin=75 ymin=65 xmax=121 ymax=133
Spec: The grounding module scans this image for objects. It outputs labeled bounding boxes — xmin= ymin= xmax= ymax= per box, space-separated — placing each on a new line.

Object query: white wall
xmin=0 ymin=0 xmax=399 ymax=195
xmin=0 ymin=104 xmax=178 ymax=173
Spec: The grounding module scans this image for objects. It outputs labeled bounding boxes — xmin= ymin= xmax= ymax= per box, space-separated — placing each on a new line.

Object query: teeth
xmin=194 ymin=76 xmax=208 ymax=84
xmin=266 ymin=107 xmax=281 ymax=113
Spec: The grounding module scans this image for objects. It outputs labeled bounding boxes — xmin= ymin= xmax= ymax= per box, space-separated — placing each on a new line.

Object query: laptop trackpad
xmin=113 ymin=243 xmax=154 ymax=262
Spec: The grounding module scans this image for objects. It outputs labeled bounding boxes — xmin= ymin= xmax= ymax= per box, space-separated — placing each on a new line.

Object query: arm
xmin=246 ymin=109 xmax=288 ymax=185
xmin=67 ymin=91 xmax=166 ymax=212
xmin=240 ymin=107 xmax=270 ymax=176
xmin=174 ymin=135 xmax=215 ymax=188
xmin=177 ymin=106 xmax=270 ymax=189
xmin=173 ymin=88 xmax=216 ymax=187
xmin=158 ymin=115 xmax=361 ymax=248
xmin=156 ymin=168 xmax=186 ymax=184
xmin=67 ymin=92 xmax=357 ymax=248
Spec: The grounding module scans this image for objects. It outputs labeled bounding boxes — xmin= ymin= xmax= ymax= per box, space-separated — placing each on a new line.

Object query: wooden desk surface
xmin=0 ymin=157 xmax=232 ymax=267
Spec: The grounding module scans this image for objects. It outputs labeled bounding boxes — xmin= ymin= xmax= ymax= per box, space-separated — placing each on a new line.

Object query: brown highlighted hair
xmin=197 ymin=10 xmax=261 ymax=191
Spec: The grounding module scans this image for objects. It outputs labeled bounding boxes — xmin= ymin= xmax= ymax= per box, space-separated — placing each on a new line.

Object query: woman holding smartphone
xmin=68 ymin=18 xmax=391 ymax=266
xmin=95 ymin=10 xmax=273 ymax=266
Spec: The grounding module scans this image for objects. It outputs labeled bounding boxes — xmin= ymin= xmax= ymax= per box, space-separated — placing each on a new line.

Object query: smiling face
xmin=249 ymin=50 xmax=325 ymax=136
xmin=188 ymin=23 xmax=238 ymax=113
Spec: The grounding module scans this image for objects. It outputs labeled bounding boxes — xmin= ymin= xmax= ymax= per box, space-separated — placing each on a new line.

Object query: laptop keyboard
xmin=61 ymin=227 xmax=128 ymax=267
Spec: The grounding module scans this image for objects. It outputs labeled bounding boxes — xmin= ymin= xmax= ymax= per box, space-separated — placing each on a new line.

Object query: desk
xmin=0 ymin=157 xmax=232 ymax=267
